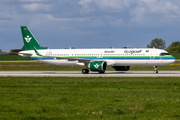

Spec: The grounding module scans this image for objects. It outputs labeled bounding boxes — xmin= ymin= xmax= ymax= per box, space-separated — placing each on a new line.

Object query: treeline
xmin=147 ymin=38 xmax=180 ymax=53
xmin=0 ymin=55 xmax=30 ymax=61
xmin=0 ymin=46 xmax=48 ymax=55
xmin=1 ymin=39 xmax=180 ymax=55
xmin=166 ymin=41 xmax=180 ymax=53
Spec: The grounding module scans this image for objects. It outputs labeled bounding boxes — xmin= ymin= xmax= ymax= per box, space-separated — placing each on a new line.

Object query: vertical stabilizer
xmin=21 ymin=26 xmax=45 ymax=50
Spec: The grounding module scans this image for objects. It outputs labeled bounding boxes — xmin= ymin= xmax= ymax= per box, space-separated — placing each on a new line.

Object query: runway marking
xmin=0 ymin=71 xmax=180 ymax=77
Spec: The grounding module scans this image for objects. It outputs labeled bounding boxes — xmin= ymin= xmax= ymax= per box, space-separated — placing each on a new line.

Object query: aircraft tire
xmin=86 ymin=69 xmax=89 ymax=74
xmin=82 ymin=69 xmax=89 ymax=74
xmin=98 ymin=71 xmax=105 ymax=74
xmin=153 ymin=70 xmax=158 ymax=74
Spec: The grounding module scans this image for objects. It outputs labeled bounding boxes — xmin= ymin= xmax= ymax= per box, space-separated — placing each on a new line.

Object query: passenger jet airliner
xmin=18 ymin=26 xmax=175 ymax=74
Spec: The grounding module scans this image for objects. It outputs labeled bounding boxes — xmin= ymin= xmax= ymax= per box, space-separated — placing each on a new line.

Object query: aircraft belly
xmin=114 ymin=59 xmax=175 ymax=66
xmin=106 ymin=60 xmax=116 ymax=66
xmin=115 ymin=60 xmax=148 ymax=66
xmin=41 ymin=60 xmax=78 ymax=66
xmin=38 ymin=59 xmax=175 ymax=67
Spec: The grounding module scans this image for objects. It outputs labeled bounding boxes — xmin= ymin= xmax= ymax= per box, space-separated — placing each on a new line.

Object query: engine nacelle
xmin=112 ymin=66 xmax=131 ymax=71
xmin=88 ymin=61 xmax=107 ymax=72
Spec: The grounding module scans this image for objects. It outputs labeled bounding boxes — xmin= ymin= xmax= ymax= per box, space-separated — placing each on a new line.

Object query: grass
xmin=0 ymin=55 xmax=30 ymax=61
xmin=171 ymin=53 xmax=180 ymax=59
xmin=0 ymin=61 xmax=180 ymax=71
xmin=0 ymin=77 xmax=180 ymax=119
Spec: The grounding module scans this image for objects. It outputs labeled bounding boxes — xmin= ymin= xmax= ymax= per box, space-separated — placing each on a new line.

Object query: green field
xmin=0 ymin=55 xmax=30 ymax=61
xmin=0 ymin=61 xmax=180 ymax=71
xmin=0 ymin=77 xmax=180 ymax=120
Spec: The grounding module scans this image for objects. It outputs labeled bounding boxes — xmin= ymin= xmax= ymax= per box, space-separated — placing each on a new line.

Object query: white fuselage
xmin=19 ymin=48 xmax=175 ymax=67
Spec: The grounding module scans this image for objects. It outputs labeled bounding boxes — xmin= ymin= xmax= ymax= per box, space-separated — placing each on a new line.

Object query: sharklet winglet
xmin=32 ymin=46 xmax=42 ymax=56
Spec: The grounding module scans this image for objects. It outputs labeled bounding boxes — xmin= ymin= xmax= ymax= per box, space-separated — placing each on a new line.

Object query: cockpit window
xmin=160 ymin=53 xmax=170 ymax=56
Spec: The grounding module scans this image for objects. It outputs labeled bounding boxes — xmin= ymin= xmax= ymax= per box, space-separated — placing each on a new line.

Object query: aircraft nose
xmin=171 ymin=57 xmax=176 ymax=64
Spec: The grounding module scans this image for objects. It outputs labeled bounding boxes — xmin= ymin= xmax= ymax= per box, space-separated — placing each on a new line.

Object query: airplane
xmin=18 ymin=26 xmax=176 ymax=74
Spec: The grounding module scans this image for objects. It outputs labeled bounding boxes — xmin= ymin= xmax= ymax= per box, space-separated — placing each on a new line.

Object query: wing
xmin=32 ymin=46 xmax=91 ymax=63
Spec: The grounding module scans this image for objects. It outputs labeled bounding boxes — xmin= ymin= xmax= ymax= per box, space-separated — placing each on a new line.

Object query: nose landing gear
xmin=153 ymin=66 xmax=158 ymax=74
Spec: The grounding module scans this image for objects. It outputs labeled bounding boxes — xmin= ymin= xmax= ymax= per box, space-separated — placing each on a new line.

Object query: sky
xmin=1 ymin=0 xmax=180 ymax=52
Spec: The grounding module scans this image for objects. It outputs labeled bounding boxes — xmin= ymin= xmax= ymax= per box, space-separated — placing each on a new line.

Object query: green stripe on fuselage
xmin=30 ymin=56 xmax=174 ymax=59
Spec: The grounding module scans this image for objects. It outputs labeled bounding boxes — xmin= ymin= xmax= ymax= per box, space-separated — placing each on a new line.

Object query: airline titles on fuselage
xmin=104 ymin=50 xmax=143 ymax=54
xmin=124 ymin=50 xmax=142 ymax=54
xmin=104 ymin=50 xmax=115 ymax=53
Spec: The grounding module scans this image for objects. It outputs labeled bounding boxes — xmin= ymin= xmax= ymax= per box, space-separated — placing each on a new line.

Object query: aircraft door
xmin=150 ymin=50 xmax=155 ymax=59
xmin=148 ymin=50 xmax=155 ymax=65
xmin=97 ymin=52 xmax=103 ymax=58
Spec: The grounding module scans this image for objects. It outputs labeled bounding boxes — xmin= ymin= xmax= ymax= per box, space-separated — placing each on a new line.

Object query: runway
xmin=0 ymin=71 xmax=180 ymax=77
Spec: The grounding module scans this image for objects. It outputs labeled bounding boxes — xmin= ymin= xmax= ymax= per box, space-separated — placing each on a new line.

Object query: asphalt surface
xmin=0 ymin=71 xmax=180 ymax=77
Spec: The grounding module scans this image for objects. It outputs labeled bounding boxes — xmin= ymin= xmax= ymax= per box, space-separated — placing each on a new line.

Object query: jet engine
xmin=88 ymin=61 xmax=107 ymax=72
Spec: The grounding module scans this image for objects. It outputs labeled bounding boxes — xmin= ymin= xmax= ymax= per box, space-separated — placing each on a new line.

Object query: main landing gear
xmin=153 ymin=66 xmax=158 ymax=74
xmin=82 ymin=63 xmax=89 ymax=74
xmin=82 ymin=69 xmax=89 ymax=74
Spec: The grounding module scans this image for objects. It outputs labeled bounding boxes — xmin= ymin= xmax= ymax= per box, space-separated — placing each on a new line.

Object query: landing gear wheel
xmin=86 ymin=69 xmax=89 ymax=74
xmin=82 ymin=69 xmax=89 ymax=74
xmin=153 ymin=66 xmax=158 ymax=74
xmin=153 ymin=70 xmax=158 ymax=74
xmin=98 ymin=71 xmax=105 ymax=74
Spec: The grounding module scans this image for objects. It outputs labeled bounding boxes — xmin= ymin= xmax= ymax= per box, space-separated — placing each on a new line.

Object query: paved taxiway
xmin=0 ymin=71 xmax=180 ymax=77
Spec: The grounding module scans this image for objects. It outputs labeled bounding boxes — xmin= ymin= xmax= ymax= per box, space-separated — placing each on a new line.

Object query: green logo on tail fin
xmin=24 ymin=36 xmax=32 ymax=43
xmin=21 ymin=26 xmax=45 ymax=51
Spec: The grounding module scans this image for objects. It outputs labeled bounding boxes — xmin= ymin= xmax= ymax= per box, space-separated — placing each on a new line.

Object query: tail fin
xmin=21 ymin=26 xmax=45 ymax=50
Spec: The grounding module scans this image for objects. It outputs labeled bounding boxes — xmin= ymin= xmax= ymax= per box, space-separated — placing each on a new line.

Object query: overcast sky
xmin=1 ymin=0 xmax=180 ymax=52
